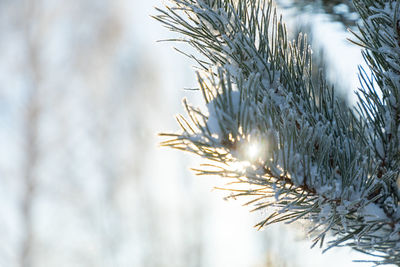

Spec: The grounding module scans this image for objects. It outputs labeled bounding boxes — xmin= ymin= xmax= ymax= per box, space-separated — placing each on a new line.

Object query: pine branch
xmin=156 ymin=0 xmax=400 ymax=265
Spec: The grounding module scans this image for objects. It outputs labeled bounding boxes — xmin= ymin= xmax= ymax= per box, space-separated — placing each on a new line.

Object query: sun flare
xmin=247 ymin=142 xmax=260 ymax=161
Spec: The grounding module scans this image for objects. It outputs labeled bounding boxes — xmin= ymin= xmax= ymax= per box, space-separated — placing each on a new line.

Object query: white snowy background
xmin=0 ymin=0 xmax=382 ymax=266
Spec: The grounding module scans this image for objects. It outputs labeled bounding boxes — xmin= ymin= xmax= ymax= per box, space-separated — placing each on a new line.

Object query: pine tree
xmin=155 ymin=0 xmax=400 ymax=265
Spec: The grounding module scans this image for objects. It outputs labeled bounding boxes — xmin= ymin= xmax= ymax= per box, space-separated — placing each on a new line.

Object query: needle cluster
xmin=155 ymin=0 xmax=400 ymax=264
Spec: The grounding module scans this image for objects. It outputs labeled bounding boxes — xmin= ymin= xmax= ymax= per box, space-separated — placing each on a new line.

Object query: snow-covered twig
xmin=156 ymin=0 xmax=400 ymax=265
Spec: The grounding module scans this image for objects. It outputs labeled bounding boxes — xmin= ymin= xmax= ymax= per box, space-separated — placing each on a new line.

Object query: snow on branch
xmin=156 ymin=0 xmax=400 ymax=265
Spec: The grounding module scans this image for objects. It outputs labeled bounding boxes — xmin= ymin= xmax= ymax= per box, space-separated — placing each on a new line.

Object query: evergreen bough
xmin=155 ymin=0 xmax=400 ymax=265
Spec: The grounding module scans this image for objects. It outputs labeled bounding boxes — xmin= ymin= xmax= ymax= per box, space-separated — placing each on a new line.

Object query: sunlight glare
xmin=247 ymin=142 xmax=260 ymax=161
